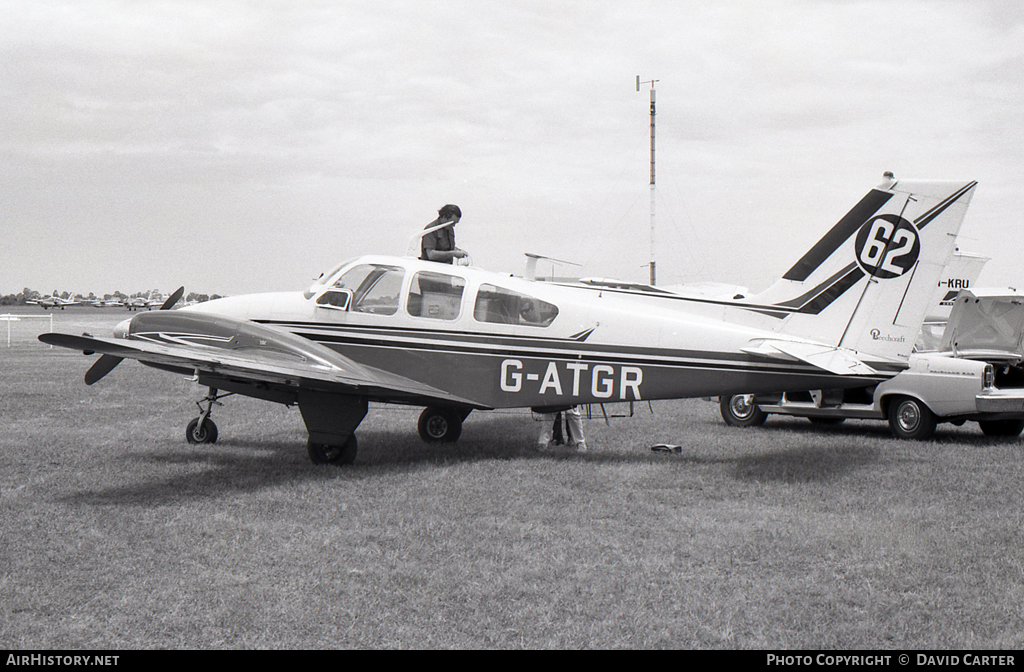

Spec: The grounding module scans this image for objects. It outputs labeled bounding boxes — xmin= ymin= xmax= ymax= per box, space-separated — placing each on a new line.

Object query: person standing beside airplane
xmin=420 ymin=204 xmax=468 ymax=264
xmin=537 ymin=406 xmax=588 ymax=453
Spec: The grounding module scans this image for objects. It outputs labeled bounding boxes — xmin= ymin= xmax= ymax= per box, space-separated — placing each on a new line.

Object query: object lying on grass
xmin=650 ymin=444 xmax=682 ymax=454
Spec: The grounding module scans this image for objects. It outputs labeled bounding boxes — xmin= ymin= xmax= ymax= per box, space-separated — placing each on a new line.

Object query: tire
xmin=720 ymin=394 xmax=767 ymax=427
xmin=307 ymin=434 xmax=358 ymax=465
xmin=887 ymin=396 xmax=937 ymax=440
xmin=417 ymin=407 xmax=463 ymax=443
xmin=978 ymin=419 xmax=1024 ymax=438
xmin=186 ymin=417 xmax=218 ymax=444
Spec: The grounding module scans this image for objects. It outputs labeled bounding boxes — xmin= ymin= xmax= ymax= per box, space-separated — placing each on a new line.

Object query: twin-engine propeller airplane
xmin=41 ymin=177 xmax=977 ymax=465
xmin=28 ymin=294 xmax=80 ymax=310
xmin=125 ymin=293 xmax=168 ymax=311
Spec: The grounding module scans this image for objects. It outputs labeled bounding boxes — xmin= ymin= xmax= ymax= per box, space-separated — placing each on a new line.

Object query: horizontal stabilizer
xmin=743 ymin=338 xmax=878 ymax=376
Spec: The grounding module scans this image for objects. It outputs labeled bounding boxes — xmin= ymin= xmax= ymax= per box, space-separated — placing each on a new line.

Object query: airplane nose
xmin=113 ymin=318 xmax=132 ymax=339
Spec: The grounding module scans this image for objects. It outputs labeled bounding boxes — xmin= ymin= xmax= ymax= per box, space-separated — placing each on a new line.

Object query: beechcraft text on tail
xmin=41 ymin=177 xmax=977 ymax=465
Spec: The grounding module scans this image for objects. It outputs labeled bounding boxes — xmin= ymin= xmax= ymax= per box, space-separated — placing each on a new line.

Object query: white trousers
xmin=537 ymin=407 xmax=585 ymax=446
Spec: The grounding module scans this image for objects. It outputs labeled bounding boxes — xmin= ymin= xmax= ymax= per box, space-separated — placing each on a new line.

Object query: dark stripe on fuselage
xmin=258 ymin=319 xmax=900 ymax=377
xmin=300 ymin=331 xmax=788 ymax=373
xmin=782 ymin=189 xmax=893 ymax=282
xmin=768 ymin=263 xmax=866 ymax=317
xmin=775 ymin=263 xmax=858 ymax=310
xmin=260 ymin=320 xmax=611 ymax=352
xmin=797 ymin=266 xmax=865 ymax=315
xmin=263 ymin=320 xmax=769 ymax=367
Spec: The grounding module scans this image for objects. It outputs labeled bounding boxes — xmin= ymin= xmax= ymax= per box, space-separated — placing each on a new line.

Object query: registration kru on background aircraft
xmin=41 ymin=176 xmax=976 ymax=465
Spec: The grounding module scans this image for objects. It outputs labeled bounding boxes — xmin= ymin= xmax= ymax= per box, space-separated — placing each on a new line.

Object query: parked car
xmin=719 ymin=289 xmax=1024 ymax=440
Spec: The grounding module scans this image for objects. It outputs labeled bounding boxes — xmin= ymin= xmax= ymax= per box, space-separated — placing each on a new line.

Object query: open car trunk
xmin=939 ymin=289 xmax=1024 ymax=366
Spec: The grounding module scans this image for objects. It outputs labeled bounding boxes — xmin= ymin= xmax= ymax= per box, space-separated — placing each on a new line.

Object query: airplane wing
xmin=742 ymin=338 xmax=880 ymax=376
xmin=39 ymin=316 xmax=488 ymax=409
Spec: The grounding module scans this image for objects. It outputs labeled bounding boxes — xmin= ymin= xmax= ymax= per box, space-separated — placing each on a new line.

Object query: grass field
xmin=1 ymin=308 xmax=1022 ymax=649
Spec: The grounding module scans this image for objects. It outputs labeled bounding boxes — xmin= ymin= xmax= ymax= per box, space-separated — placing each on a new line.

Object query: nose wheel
xmin=186 ymin=387 xmax=231 ymax=444
xmin=186 ymin=416 xmax=218 ymax=444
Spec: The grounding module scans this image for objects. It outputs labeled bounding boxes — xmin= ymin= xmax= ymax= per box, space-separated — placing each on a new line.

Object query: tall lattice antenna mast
xmin=637 ymin=76 xmax=659 ymax=285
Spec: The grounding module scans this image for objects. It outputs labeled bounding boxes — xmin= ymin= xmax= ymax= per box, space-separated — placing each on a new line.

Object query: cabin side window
xmin=473 ymin=284 xmax=559 ymax=327
xmin=407 ymin=271 xmax=466 ymax=320
xmin=331 ymin=264 xmax=405 ymax=315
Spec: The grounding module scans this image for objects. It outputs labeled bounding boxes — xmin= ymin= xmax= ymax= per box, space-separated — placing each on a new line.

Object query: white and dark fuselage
xmin=181 ymin=255 xmax=892 ymax=411
xmin=42 ymin=178 xmax=978 ymax=461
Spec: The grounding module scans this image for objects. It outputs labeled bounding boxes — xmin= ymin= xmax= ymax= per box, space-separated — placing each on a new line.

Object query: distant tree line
xmin=0 ymin=288 xmax=48 ymax=306
xmin=0 ymin=289 xmax=223 ymax=306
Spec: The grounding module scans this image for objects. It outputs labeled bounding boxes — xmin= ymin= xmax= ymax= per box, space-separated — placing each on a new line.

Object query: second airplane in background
xmin=27 ymin=294 xmax=80 ymax=310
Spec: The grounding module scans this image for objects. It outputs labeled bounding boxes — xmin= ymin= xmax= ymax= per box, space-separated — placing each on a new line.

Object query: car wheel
xmin=887 ymin=396 xmax=937 ymax=440
xmin=720 ymin=394 xmax=767 ymax=427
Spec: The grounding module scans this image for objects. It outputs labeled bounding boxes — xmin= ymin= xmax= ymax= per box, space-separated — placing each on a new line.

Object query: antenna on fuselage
xmin=636 ymin=75 xmax=659 ymax=286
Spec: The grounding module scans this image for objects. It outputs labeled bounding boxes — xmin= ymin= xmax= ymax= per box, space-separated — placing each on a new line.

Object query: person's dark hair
xmin=438 ymin=204 xmax=462 ymax=219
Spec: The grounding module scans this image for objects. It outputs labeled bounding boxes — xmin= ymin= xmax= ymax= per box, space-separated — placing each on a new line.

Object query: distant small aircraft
xmin=27 ymin=294 xmax=80 ymax=310
xmin=42 ymin=177 xmax=977 ymax=465
xmin=126 ymin=293 xmax=166 ymax=311
xmin=89 ymin=298 xmax=126 ymax=308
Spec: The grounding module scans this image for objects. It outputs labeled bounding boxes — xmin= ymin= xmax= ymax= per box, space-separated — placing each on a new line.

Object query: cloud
xmin=2 ymin=0 xmax=1023 ymax=295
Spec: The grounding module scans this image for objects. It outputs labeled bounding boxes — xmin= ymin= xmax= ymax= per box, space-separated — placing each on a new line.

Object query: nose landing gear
xmin=186 ymin=387 xmax=232 ymax=444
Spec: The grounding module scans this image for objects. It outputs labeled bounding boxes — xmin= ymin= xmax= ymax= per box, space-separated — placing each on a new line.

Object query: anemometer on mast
xmin=637 ymin=76 xmax=659 ymax=285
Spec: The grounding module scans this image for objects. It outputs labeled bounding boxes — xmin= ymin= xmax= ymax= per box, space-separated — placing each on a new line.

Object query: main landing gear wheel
xmin=720 ymin=394 xmax=767 ymax=427
xmin=307 ymin=435 xmax=358 ymax=465
xmin=417 ymin=407 xmax=463 ymax=443
xmin=888 ymin=396 xmax=937 ymax=440
xmin=186 ymin=417 xmax=218 ymax=444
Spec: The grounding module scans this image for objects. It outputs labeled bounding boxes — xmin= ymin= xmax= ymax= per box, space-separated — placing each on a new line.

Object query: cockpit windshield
xmin=319 ymin=258 xmax=357 ymax=285
xmin=304 ymin=258 xmax=359 ymax=299
xmin=333 ymin=263 xmax=405 ymax=315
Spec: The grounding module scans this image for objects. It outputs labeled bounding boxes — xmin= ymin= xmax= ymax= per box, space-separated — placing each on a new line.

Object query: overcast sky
xmin=2 ymin=0 xmax=1022 ymax=297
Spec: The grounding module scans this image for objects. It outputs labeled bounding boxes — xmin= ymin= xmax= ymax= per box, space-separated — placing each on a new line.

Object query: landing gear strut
xmin=186 ymin=387 xmax=232 ymax=444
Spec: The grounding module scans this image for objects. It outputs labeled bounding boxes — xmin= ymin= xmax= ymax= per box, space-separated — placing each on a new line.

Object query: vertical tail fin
xmin=745 ymin=178 xmax=977 ymax=361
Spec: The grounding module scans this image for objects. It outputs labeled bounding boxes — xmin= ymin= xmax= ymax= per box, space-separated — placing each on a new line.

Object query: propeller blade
xmin=160 ymin=286 xmax=185 ymax=310
xmin=85 ymin=354 xmax=123 ymax=385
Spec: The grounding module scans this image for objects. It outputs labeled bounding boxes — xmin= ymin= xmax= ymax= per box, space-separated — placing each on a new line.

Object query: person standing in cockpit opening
xmin=420 ymin=204 xmax=467 ymax=264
